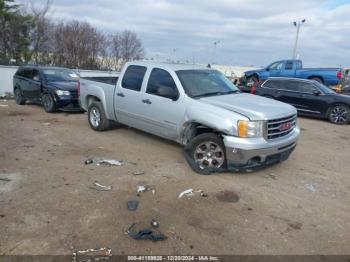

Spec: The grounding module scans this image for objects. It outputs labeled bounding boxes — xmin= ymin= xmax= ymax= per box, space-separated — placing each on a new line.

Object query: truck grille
xmin=267 ymin=114 xmax=297 ymax=140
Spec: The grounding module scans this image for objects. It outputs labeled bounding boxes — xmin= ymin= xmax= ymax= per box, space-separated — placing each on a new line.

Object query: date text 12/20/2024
xmin=127 ymin=256 xmax=220 ymax=261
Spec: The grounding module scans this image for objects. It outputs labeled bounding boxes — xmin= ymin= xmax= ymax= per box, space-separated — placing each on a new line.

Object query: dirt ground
xmin=0 ymin=100 xmax=350 ymax=256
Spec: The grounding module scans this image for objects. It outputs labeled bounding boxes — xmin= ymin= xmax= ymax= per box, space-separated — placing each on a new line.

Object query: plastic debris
xmin=133 ymin=171 xmax=144 ymax=176
xmin=178 ymin=188 xmax=194 ymax=199
xmin=72 ymin=247 xmax=112 ymax=262
xmin=127 ymin=200 xmax=139 ymax=211
xmin=306 ymin=183 xmax=316 ymax=192
xmin=178 ymin=188 xmax=207 ymax=199
xmin=0 ymin=104 xmax=8 ymax=107
xmin=150 ymin=219 xmax=160 ymax=228
xmin=84 ymin=158 xmax=123 ymax=166
xmin=90 ymin=182 xmax=112 ymax=191
xmin=137 ymin=185 xmax=147 ymax=193
xmin=127 ymin=223 xmax=167 ymax=242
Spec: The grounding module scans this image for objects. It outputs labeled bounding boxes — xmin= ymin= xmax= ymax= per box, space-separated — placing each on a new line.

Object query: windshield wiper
xmin=193 ymin=90 xmax=240 ymax=98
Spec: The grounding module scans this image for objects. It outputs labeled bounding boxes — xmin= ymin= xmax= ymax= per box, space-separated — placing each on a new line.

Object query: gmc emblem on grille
xmin=280 ymin=122 xmax=292 ymax=131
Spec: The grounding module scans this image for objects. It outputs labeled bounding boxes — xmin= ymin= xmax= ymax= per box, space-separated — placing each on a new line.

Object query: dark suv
xmin=253 ymin=77 xmax=350 ymax=124
xmin=13 ymin=66 xmax=81 ymax=112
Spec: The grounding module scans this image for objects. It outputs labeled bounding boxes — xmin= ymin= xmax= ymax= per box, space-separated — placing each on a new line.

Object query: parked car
xmin=244 ymin=59 xmax=342 ymax=87
xmin=79 ymin=62 xmax=300 ymax=174
xmin=13 ymin=66 xmax=81 ymax=112
xmin=253 ymin=77 xmax=350 ymax=124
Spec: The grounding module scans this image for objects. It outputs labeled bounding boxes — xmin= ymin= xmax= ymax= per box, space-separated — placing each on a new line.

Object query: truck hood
xmin=46 ymin=80 xmax=78 ymax=91
xmin=199 ymin=93 xmax=296 ymax=120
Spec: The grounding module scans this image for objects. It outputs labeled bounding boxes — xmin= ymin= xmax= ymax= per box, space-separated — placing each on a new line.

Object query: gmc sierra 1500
xmin=79 ymin=62 xmax=300 ymax=174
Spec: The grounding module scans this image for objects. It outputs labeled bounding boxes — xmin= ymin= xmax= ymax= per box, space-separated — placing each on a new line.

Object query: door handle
xmin=142 ymin=99 xmax=152 ymax=104
xmin=117 ymin=92 xmax=125 ymax=97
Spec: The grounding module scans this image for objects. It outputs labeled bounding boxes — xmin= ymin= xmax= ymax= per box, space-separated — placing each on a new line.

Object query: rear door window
xmin=22 ymin=68 xmax=33 ymax=79
xmin=121 ymin=65 xmax=147 ymax=91
xmin=285 ymin=61 xmax=294 ymax=70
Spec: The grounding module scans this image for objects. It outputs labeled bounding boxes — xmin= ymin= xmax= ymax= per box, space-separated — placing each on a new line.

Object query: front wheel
xmin=41 ymin=93 xmax=56 ymax=113
xmin=328 ymin=105 xmax=350 ymax=125
xmin=184 ymin=133 xmax=226 ymax=175
xmin=88 ymin=101 xmax=111 ymax=131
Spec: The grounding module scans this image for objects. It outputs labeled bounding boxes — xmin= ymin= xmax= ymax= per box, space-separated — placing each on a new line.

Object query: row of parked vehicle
xmin=11 ymin=62 xmax=349 ymax=174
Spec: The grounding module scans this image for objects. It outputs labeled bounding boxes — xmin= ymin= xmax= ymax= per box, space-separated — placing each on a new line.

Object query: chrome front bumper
xmin=223 ymin=127 xmax=300 ymax=170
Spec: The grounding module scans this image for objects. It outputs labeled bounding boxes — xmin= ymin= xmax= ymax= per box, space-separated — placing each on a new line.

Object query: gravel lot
xmin=0 ymin=100 xmax=350 ymax=256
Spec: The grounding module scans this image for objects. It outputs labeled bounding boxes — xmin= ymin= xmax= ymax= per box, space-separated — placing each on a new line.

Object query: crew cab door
xmin=138 ymin=68 xmax=185 ymax=140
xmin=114 ymin=65 xmax=148 ymax=129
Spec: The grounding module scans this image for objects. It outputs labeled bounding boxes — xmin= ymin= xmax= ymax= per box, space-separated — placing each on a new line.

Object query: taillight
xmin=251 ymin=85 xmax=256 ymax=94
xmin=77 ymin=80 xmax=80 ymax=97
xmin=337 ymin=70 xmax=342 ymax=80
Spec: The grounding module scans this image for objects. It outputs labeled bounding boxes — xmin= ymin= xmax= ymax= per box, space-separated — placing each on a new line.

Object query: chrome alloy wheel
xmin=193 ymin=141 xmax=225 ymax=169
xmin=330 ymin=106 xmax=349 ymax=124
xmin=89 ymin=107 xmax=101 ymax=128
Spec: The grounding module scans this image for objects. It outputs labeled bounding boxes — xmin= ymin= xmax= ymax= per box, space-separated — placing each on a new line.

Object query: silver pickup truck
xmin=79 ymin=61 xmax=300 ymax=174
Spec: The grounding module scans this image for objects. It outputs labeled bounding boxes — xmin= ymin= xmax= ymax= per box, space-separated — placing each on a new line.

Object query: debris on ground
xmin=127 ymin=200 xmax=139 ymax=211
xmin=127 ymin=223 xmax=167 ymax=242
xmin=137 ymin=185 xmax=147 ymax=193
xmin=0 ymin=104 xmax=9 ymax=107
xmin=72 ymin=247 xmax=112 ymax=262
xmin=84 ymin=158 xmax=123 ymax=166
xmin=150 ymin=219 xmax=160 ymax=228
xmin=136 ymin=184 xmax=155 ymax=195
xmin=178 ymin=188 xmax=207 ymax=199
xmin=306 ymin=183 xmax=317 ymax=193
xmin=133 ymin=171 xmax=145 ymax=176
xmin=216 ymin=190 xmax=240 ymax=203
xmin=0 ymin=177 xmax=12 ymax=182
xmin=90 ymin=182 xmax=112 ymax=191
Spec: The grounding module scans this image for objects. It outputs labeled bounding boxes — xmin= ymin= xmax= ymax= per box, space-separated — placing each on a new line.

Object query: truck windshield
xmin=176 ymin=69 xmax=239 ymax=98
xmin=42 ymin=69 xmax=79 ymax=81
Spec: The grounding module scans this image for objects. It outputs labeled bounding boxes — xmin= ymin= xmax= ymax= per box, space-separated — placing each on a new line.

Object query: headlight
xmin=56 ymin=90 xmax=70 ymax=96
xmin=237 ymin=120 xmax=263 ymax=138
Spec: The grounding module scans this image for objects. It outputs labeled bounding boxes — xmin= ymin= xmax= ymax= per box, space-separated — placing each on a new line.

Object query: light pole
xmin=292 ymin=19 xmax=306 ymax=59
xmin=212 ymin=41 xmax=220 ymax=64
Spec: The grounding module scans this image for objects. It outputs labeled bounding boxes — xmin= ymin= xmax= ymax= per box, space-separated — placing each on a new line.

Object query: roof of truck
xmin=125 ymin=61 xmax=209 ymax=71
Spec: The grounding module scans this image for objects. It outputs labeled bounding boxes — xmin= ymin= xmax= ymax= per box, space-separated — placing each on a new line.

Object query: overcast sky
xmin=20 ymin=0 xmax=350 ymax=67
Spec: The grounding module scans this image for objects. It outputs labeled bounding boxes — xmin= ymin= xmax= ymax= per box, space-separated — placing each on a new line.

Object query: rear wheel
xmin=328 ymin=105 xmax=350 ymax=125
xmin=14 ymin=88 xmax=26 ymax=105
xmin=88 ymin=101 xmax=111 ymax=131
xmin=184 ymin=133 xmax=226 ymax=175
xmin=41 ymin=93 xmax=56 ymax=113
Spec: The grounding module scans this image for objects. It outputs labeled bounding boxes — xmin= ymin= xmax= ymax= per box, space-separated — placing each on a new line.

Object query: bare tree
xmin=119 ymin=30 xmax=145 ymax=62
xmin=30 ymin=0 xmax=52 ymax=64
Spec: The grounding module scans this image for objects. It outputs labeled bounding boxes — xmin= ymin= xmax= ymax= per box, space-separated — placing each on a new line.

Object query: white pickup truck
xmin=79 ymin=61 xmax=300 ymax=174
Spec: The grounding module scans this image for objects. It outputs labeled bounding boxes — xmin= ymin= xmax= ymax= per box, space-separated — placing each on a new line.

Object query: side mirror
xmin=33 ymin=76 xmax=40 ymax=82
xmin=313 ymin=90 xmax=321 ymax=96
xmin=266 ymin=67 xmax=270 ymax=71
xmin=157 ymin=86 xmax=179 ymax=100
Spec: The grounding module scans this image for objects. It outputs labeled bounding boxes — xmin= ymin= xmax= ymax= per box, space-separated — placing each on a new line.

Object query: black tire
xmin=184 ymin=133 xmax=226 ymax=175
xmin=328 ymin=105 xmax=350 ymax=125
xmin=41 ymin=93 xmax=56 ymax=113
xmin=14 ymin=88 xmax=26 ymax=105
xmin=309 ymin=77 xmax=323 ymax=84
xmin=88 ymin=101 xmax=111 ymax=131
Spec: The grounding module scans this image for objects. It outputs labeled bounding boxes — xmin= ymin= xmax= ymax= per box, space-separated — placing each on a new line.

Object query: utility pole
xmin=212 ymin=41 xmax=220 ymax=64
xmin=292 ymin=19 xmax=306 ymax=59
